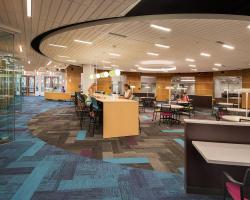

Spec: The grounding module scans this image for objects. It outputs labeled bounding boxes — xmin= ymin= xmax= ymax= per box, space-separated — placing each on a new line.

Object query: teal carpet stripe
xmin=103 ymin=157 xmax=149 ymax=164
xmin=17 ymin=140 xmax=45 ymax=160
xmin=174 ymin=138 xmax=185 ymax=148
xmin=76 ymin=130 xmax=86 ymax=141
xmin=178 ymin=167 xmax=184 ymax=175
xmin=161 ymin=129 xmax=184 ymax=134
xmin=142 ymin=115 xmax=151 ymax=120
xmin=11 ymin=160 xmax=53 ymax=200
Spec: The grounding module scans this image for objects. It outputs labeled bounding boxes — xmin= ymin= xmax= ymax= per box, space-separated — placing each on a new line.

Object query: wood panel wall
xmin=97 ymin=77 xmax=112 ymax=94
xmin=195 ymin=73 xmax=214 ymax=96
xmin=66 ymin=65 xmax=82 ymax=93
xmin=155 ymin=74 xmax=172 ymax=101
xmin=124 ymin=72 xmax=141 ymax=93
xmin=242 ymin=69 xmax=250 ymax=108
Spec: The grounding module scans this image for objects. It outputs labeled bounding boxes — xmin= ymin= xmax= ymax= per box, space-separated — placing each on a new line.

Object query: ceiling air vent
xmin=108 ymin=32 xmax=127 ymax=38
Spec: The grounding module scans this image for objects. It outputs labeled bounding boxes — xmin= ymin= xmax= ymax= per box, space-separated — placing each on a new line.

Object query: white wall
xmin=81 ymin=64 xmax=95 ymax=93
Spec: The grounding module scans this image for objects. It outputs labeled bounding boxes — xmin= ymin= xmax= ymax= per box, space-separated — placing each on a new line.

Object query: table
xmin=227 ymin=107 xmax=250 ymax=113
xmin=44 ymin=92 xmax=72 ymax=101
xmin=192 ymin=141 xmax=250 ymax=166
xmin=94 ymin=94 xmax=139 ymax=138
xmin=217 ymin=102 xmax=234 ymax=107
xmin=221 ymin=115 xmax=250 ymax=122
xmin=157 ymin=103 xmax=184 ymax=109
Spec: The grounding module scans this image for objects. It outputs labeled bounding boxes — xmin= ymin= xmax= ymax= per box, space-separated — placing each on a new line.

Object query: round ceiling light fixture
xmin=140 ymin=60 xmax=174 ymax=66
xmin=138 ymin=66 xmax=176 ymax=72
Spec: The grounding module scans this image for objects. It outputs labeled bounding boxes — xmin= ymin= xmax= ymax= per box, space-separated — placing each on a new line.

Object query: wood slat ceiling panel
xmin=40 ymin=18 xmax=250 ymax=72
xmin=0 ymin=0 xmax=140 ymax=71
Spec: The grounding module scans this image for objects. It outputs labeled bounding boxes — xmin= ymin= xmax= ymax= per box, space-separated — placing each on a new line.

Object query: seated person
xmin=61 ymin=86 xmax=65 ymax=93
xmin=88 ymin=83 xmax=97 ymax=97
xmin=123 ymin=84 xmax=133 ymax=99
xmin=182 ymin=92 xmax=190 ymax=102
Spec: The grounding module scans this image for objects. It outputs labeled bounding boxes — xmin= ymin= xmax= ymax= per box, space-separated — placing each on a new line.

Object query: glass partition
xmin=171 ymin=76 xmax=195 ymax=99
xmin=0 ymin=30 xmax=15 ymax=143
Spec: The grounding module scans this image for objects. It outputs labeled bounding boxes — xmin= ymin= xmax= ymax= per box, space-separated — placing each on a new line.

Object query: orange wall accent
xmin=97 ymin=77 xmax=112 ymax=94
xmin=195 ymin=73 xmax=214 ymax=96
xmin=66 ymin=66 xmax=82 ymax=93
xmin=155 ymin=74 xmax=172 ymax=101
xmin=124 ymin=72 xmax=141 ymax=93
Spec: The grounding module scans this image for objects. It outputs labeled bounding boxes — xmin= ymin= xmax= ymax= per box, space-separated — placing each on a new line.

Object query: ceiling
xmin=39 ymin=15 xmax=250 ymax=73
xmin=0 ymin=0 xmax=140 ymax=71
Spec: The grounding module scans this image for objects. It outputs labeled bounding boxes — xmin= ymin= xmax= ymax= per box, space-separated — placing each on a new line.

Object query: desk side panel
xmin=185 ymin=122 xmax=250 ymax=195
xmin=103 ymin=102 xmax=139 ymax=138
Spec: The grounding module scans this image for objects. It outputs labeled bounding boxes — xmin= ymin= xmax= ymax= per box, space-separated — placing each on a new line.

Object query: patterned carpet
xmin=0 ymin=96 xmax=219 ymax=200
xmin=28 ymin=106 xmax=188 ymax=173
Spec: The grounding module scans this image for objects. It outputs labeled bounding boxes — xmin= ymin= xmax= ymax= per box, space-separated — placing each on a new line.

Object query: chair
xmin=215 ymin=106 xmax=228 ymax=121
xmin=152 ymin=101 xmax=161 ymax=121
xmin=223 ymin=169 xmax=250 ymax=200
xmin=88 ymin=97 xmax=100 ymax=137
xmin=159 ymin=104 xmax=173 ymax=125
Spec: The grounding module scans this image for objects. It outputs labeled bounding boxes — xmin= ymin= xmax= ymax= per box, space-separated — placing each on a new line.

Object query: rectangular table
xmin=95 ymin=94 xmax=139 ymax=138
xmin=192 ymin=141 xmax=250 ymax=166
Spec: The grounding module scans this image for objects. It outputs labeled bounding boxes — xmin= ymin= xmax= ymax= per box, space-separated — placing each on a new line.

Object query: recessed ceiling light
xmin=138 ymin=66 xmax=176 ymax=71
xmin=150 ymin=24 xmax=171 ymax=32
xmin=130 ymin=69 xmax=137 ymax=72
xmin=19 ymin=45 xmax=23 ymax=52
xmin=66 ymin=59 xmax=76 ymax=62
xmin=247 ymin=25 xmax=250 ymax=29
xmin=28 ymin=60 xmax=31 ymax=64
xmin=189 ymin=64 xmax=196 ymax=67
xmin=73 ymin=39 xmax=92 ymax=45
xmin=191 ymin=68 xmax=197 ymax=71
xmin=222 ymin=44 xmax=235 ymax=50
xmin=147 ymin=52 xmax=159 ymax=56
xmin=212 ymin=67 xmax=219 ymax=71
xmin=49 ymin=44 xmax=67 ymax=48
xmin=109 ymin=53 xmax=121 ymax=57
xmin=134 ymin=64 xmax=140 ymax=67
xmin=102 ymin=60 xmax=111 ymax=64
xmin=58 ymin=55 xmax=70 ymax=58
xmin=47 ymin=61 xmax=52 ymax=66
xmin=185 ymin=58 xmax=195 ymax=62
xmin=200 ymin=52 xmax=211 ymax=57
xmin=155 ymin=43 xmax=170 ymax=49
xmin=111 ymin=64 xmax=119 ymax=67
xmin=214 ymin=63 xmax=222 ymax=67
xmin=27 ymin=0 xmax=31 ymax=17
xmin=103 ymin=66 xmax=111 ymax=69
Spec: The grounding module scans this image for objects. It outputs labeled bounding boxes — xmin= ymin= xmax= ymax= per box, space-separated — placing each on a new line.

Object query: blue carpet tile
xmin=0 ymin=97 xmax=219 ymax=200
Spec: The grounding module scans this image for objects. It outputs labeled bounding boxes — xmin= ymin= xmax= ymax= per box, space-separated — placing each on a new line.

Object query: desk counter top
xmin=192 ymin=141 xmax=250 ymax=166
xmin=94 ymin=94 xmax=137 ymax=103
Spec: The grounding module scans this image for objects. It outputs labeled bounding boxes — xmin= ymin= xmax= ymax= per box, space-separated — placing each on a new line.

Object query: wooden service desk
xmin=44 ymin=92 xmax=72 ymax=101
xmin=94 ymin=94 xmax=139 ymax=139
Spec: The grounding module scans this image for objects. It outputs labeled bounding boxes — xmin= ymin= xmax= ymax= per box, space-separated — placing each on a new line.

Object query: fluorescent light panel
xmin=214 ymin=63 xmax=222 ymax=67
xmin=138 ymin=66 xmax=176 ymax=72
xmin=47 ymin=61 xmax=52 ymax=66
xmin=27 ymin=0 xmax=31 ymax=17
xmin=189 ymin=64 xmax=196 ymax=67
xmin=200 ymin=52 xmax=211 ymax=57
xmin=147 ymin=52 xmax=159 ymax=56
xmin=49 ymin=44 xmax=67 ymax=48
xmin=222 ymin=44 xmax=235 ymax=50
xmin=185 ymin=58 xmax=195 ymax=62
xmin=66 ymin=59 xmax=76 ymax=62
xmin=150 ymin=24 xmax=171 ymax=32
xmin=74 ymin=39 xmax=92 ymax=44
xmin=212 ymin=67 xmax=219 ymax=71
xmin=109 ymin=53 xmax=121 ymax=57
xmin=155 ymin=43 xmax=170 ymax=48
xmin=19 ymin=45 xmax=23 ymax=52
